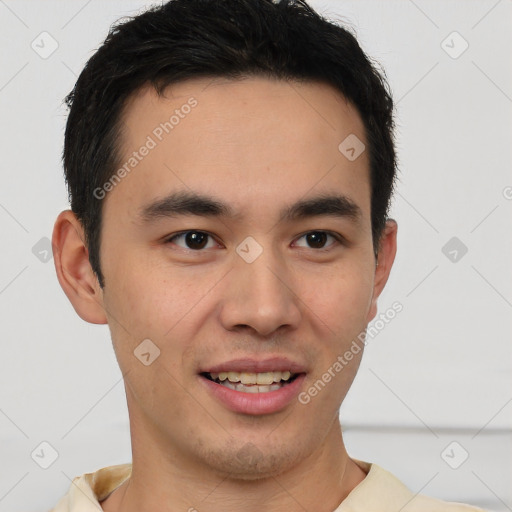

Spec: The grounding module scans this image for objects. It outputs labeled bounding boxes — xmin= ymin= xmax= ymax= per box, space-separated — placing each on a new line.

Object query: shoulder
xmin=407 ymin=494 xmax=486 ymax=511
xmin=337 ymin=461 xmax=487 ymax=512
xmin=48 ymin=463 xmax=132 ymax=512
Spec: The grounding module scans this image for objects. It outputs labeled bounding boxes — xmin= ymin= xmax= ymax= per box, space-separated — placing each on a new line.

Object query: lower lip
xmin=198 ymin=374 xmax=306 ymax=415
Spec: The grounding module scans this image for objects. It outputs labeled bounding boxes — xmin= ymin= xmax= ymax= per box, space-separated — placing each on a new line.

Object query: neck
xmin=101 ymin=418 xmax=366 ymax=512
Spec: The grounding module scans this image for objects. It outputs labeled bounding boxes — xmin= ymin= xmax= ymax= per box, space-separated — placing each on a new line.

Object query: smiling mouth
xmin=201 ymin=371 xmax=300 ymax=393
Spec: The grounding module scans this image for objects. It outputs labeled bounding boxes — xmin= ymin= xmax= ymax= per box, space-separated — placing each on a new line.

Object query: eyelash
xmin=164 ymin=230 xmax=345 ymax=252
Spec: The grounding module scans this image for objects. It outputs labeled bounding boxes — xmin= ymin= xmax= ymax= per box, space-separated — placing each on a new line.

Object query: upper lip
xmin=201 ymin=357 xmax=307 ymax=374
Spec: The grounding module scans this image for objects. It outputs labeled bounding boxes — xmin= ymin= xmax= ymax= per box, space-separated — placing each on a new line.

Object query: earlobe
xmin=366 ymin=219 xmax=398 ymax=323
xmin=52 ymin=210 xmax=108 ymax=324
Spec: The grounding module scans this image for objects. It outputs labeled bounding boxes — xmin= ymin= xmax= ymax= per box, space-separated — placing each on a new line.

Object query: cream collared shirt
xmin=49 ymin=461 xmax=486 ymax=511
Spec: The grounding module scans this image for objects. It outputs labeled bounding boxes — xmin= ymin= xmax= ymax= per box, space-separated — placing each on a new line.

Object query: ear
xmin=52 ymin=210 xmax=108 ymax=324
xmin=366 ymin=219 xmax=398 ymax=323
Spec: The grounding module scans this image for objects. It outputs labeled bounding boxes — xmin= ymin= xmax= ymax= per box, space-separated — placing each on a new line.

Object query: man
xmin=50 ymin=0 xmax=485 ymax=510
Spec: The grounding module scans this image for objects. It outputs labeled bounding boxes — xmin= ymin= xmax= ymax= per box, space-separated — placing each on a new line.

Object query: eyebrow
xmin=138 ymin=190 xmax=362 ymax=224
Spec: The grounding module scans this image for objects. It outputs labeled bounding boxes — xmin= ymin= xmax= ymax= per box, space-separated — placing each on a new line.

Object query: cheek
xmin=103 ymin=255 xmax=221 ymax=383
xmin=298 ymin=258 xmax=375 ymax=338
xmin=103 ymin=266 xmax=203 ymax=417
xmin=103 ymin=247 xmax=197 ymax=338
xmin=298 ymin=263 xmax=373 ymax=409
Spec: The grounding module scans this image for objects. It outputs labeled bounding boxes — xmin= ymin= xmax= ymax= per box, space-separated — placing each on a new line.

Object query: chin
xmin=198 ymin=439 xmax=309 ymax=481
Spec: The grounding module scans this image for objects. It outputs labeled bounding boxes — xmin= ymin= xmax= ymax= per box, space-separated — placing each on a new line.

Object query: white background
xmin=0 ymin=1 xmax=510 ymax=511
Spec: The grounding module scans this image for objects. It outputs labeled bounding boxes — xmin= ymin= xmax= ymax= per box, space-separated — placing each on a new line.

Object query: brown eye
xmin=295 ymin=231 xmax=340 ymax=250
xmin=305 ymin=232 xmax=328 ymax=248
xmin=167 ymin=231 xmax=215 ymax=250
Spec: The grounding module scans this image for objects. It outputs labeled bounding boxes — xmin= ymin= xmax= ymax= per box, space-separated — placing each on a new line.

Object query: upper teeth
xmin=210 ymin=371 xmax=292 ymax=385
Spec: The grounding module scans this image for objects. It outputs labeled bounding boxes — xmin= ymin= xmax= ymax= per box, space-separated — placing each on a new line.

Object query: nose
xmin=218 ymin=244 xmax=302 ymax=337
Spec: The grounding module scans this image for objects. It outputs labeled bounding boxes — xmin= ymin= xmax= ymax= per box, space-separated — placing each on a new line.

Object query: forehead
xmin=105 ymin=76 xmax=371 ymax=226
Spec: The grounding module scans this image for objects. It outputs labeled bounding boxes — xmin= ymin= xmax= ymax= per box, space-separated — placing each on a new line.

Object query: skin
xmin=52 ymin=76 xmax=397 ymax=512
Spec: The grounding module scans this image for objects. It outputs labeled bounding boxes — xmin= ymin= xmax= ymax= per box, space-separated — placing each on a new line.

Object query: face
xmin=57 ymin=76 xmax=396 ymax=480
